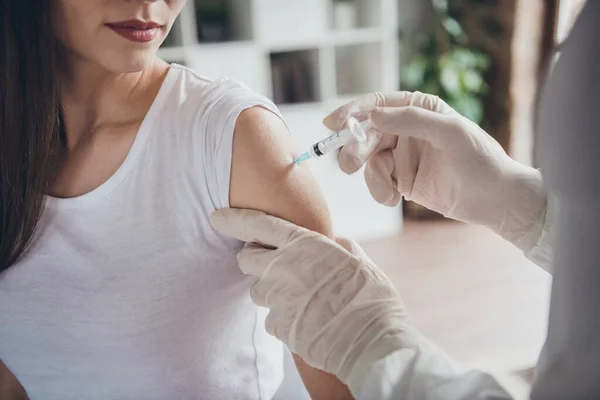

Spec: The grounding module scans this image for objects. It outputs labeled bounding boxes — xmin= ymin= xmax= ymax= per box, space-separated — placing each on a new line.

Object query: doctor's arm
xmin=323 ymin=92 xmax=553 ymax=271
xmin=229 ymin=107 xmax=353 ymax=400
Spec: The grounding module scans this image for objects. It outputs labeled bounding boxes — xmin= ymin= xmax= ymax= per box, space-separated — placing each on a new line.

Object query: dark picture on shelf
xmin=195 ymin=0 xmax=230 ymax=42
xmin=270 ymin=51 xmax=317 ymax=105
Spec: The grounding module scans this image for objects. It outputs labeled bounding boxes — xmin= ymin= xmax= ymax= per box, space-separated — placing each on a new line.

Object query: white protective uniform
xmin=211 ymin=2 xmax=600 ymax=399
xmin=356 ymin=4 xmax=599 ymax=397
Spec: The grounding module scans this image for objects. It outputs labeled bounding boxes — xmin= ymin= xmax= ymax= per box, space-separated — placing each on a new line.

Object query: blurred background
xmin=159 ymin=0 xmax=585 ymax=235
xmin=160 ymin=0 xmax=585 ymax=397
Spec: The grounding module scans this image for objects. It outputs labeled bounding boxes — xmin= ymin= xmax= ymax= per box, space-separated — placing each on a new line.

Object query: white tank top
xmin=0 ymin=64 xmax=284 ymax=400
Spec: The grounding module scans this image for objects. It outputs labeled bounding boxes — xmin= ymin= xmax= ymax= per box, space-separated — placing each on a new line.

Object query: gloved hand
xmin=210 ymin=208 xmax=418 ymax=385
xmin=325 ymin=92 xmax=547 ymax=252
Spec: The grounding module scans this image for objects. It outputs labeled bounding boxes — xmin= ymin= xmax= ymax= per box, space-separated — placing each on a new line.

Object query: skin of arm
xmin=0 ymin=360 xmax=28 ymax=400
xmin=229 ymin=107 xmax=354 ymax=400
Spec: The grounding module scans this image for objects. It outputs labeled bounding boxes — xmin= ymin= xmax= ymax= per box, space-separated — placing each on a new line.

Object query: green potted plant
xmin=401 ymin=1 xmax=490 ymax=124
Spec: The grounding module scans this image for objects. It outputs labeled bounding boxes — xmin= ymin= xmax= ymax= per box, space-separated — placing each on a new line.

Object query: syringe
xmin=293 ymin=117 xmax=371 ymax=164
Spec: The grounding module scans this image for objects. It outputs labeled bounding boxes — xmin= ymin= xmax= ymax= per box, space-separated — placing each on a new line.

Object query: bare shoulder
xmin=229 ymin=106 xmax=333 ymax=237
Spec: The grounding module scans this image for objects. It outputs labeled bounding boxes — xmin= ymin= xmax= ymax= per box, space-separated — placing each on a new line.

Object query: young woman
xmin=0 ymin=1 xmax=352 ymax=399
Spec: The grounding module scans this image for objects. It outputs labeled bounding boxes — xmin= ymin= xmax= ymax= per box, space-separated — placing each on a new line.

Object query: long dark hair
xmin=1 ymin=1 xmax=65 ymax=271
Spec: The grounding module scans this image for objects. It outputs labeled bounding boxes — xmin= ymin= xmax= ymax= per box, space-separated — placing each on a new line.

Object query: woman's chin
xmin=98 ymin=51 xmax=159 ymax=74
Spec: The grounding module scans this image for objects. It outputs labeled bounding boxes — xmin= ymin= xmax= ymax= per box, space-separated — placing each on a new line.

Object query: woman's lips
xmin=106 ymin=20 xmax=163 ymax=43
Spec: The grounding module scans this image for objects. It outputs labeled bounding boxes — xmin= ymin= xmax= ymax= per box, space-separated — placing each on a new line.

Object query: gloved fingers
xmin=392 ymin=136 xmax=421 ymax=199
xmin=338 ymin=127 xmax=380 ymax=174
xmin=407 ymin=91 xmax=454 ymax=115
xmin=364 ymin=151 xmax=402 ymax=207
xmin=338 ymin=126 xmax=399 ymax=175
xmin=210 ymin=208 xmax=308 ymax=248
xmin=236 ymin=242 xmax=276 ymax=277
xmin=323 ymin=92 xmax=413 ymax=131
xmin=249 ymin=279 xmax=268 ymax=307
xmin=264 ymin=309 xmax=294 ymax=343
xmin=250 ymin=277 xmax=299 ymax=311
xmin=333 ymin=235 xmax=359 ymax=254
xmin=369 ymin=106 xmax=459 ymax=150
xmin=334 ymin=236 xmax=379 ymax=266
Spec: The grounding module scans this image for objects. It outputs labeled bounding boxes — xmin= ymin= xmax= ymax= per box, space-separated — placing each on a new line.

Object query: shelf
xmin=266 ymin=40 xmax=326 ymax=54
xmin=194 ymin=0 xmax=253 ymax=43
xmin=331 ymin=27 xmax=383 ymax=46
xmin=264 ymin=28 xmax=383 ymax=53
xmin=194 ymin=40 xmax=255 ymax=51
xmin=335 ymin=43 xmax=383 ymax=96
xmin=330 ymin=0 xmax=382 ymax=31
xmin=254 ymin=0 xmax=328 ymax=44
xmin=269 ymin=49 xmax=322 ymax=105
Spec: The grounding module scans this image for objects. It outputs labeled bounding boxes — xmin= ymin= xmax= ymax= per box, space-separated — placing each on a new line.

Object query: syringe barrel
xmin=313 ymin=117 xmax=370 ymax=157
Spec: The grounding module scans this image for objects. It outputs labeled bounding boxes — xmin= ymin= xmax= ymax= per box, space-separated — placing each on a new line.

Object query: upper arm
xmin=229 ymin=107 xmax=332 ymax=237
xmin=0 ymin=360 xmax=27 ymax=400
xmin=229 ymin=107 xmax=353 ymax=400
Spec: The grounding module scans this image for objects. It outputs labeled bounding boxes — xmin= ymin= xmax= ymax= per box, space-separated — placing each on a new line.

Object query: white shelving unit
xmin=159 ymin=0 xmax=402 ymax=241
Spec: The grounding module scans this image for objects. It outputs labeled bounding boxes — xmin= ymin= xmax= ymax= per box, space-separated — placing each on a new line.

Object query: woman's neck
xmin=60 ymin=55 xmax=169 ymax=150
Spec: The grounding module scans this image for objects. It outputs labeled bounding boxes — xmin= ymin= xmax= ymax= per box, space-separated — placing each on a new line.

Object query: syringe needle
xmin=294 ymin=117 xmax=370 ymax=164
xmin=293 ymin=152 xmax=312 ymax=164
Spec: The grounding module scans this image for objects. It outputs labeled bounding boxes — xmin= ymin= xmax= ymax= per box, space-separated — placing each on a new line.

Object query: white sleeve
xmin=346 ymin=328 xmax=516 ymax=400
xmin=199 ymin=78 xmax=283 ymax=210
xmin=524 ymin=195 xmax=555 ymax=273
xmin=529 ymin=2 xmax=600 ymax=397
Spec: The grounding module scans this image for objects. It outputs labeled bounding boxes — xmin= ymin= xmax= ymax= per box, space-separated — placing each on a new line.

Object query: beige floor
xmin=360 ymin=219 xmax=552 ymax=374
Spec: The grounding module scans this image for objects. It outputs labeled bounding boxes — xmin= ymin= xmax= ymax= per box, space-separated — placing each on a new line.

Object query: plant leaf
xmin=453 ymin=95 xmax=483 ymax=123
xmin=432 ymin=0 xmax=449 ymax=12
xmin=460 ymin=68 xmax=484 ymax=93
xmin=442 ymin=17 xmax=464 ymax=39
xmin=440 ymin=64 xmax=461 ymax=95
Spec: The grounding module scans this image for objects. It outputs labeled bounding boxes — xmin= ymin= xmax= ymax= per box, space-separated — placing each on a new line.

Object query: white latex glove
xmin=325 ymin=92 xmax=548 ymax=254
xmin=210 ymin=208 xmax=417 ymax=385
xmin=210 ymin=208 xmax=516 ymax=400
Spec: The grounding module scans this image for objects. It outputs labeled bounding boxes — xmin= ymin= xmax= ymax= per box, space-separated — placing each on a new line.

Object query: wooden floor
xmin=360 ymin=219 xmax=552 ymax=374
